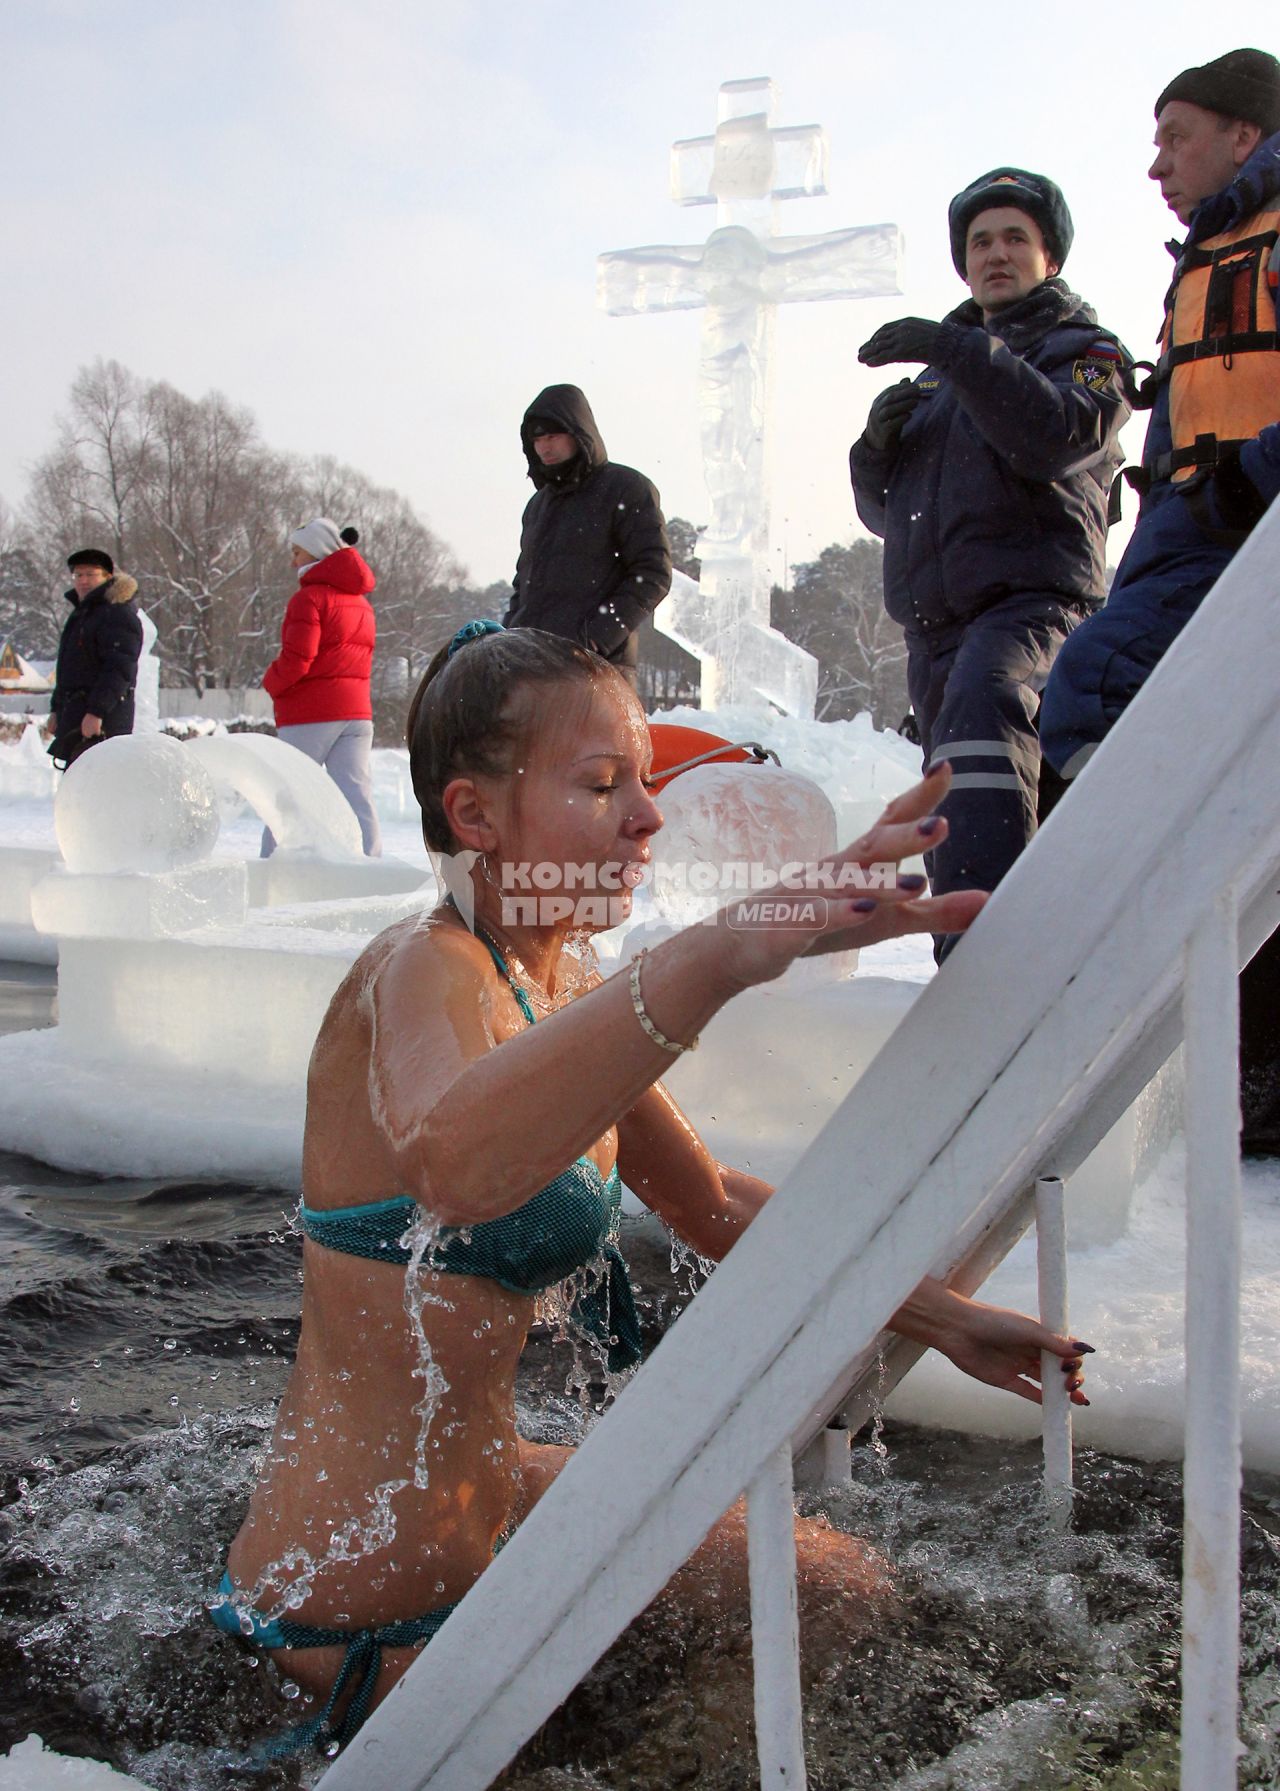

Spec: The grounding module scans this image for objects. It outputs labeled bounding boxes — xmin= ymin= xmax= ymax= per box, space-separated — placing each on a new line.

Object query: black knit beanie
xmin=1155 ymin=48 xmax=1280 ymax=136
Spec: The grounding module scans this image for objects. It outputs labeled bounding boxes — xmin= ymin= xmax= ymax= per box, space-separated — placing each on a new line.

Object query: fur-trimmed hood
xmin=63 ymin=573 xmax=139 ymax=608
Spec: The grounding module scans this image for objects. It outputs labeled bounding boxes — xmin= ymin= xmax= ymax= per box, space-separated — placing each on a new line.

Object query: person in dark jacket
xmin=1039 ymin=49 xmax=1280 ymax=1152
xmin=1041 ymin=50 xmax=1280 ymax=777
xmin=850 ymin=169 xmax=1131 ymax=958
xmin=262 ymin=518 xmax=381 ymax=856
xmin=48 ymin=548 xmax=144 ymax=768
xmin=504 ymin=384 xmax=672 ymax=683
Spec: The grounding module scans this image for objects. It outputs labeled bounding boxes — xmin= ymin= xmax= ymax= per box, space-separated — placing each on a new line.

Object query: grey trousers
xmin=261 ymin=719 xmax=383 ymax=858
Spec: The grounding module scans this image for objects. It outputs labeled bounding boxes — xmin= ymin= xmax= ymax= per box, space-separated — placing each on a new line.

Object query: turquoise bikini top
xmin=299 ymin=929 xmax=642 ymax=1372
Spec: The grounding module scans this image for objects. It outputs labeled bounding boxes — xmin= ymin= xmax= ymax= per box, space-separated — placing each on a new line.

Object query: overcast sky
xmin=4 ymin=1 xmax=1274 ymax=585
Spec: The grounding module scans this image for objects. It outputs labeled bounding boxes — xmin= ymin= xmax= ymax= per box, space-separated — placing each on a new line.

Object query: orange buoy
xmin=647 ymin=724 xmax=755 ymax=793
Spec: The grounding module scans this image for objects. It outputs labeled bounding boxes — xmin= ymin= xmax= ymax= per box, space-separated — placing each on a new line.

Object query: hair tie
xmin=447 ymin=618 xmax=505 ymax=659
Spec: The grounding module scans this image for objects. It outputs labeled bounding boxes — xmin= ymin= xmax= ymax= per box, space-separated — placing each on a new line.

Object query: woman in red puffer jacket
xmin=262 ymin=518 xmax=382 ymax=855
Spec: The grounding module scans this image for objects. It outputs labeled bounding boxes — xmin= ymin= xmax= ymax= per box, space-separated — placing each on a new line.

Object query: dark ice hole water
xmin=1 ymin=969 xmax=1277 ymax=1789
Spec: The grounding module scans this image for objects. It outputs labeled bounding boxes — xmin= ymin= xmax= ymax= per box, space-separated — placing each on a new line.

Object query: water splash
xmin=232 ymin=1208 xmax=451 ymax=1626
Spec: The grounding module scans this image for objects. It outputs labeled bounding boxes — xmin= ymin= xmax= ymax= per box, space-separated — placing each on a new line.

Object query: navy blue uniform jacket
xmin=849 ymin=280 xmax=1131 ymax=634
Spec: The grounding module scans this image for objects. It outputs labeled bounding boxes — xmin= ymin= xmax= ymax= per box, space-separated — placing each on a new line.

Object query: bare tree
xmin=0 ymin=499 xmax=55 ymax=656
xmin=20 ymin=362 xmax=471 ymax=726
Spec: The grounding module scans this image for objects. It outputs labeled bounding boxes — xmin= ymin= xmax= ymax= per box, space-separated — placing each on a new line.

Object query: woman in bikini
xmin=215 ymin=622 xmax=1089 ymax=1753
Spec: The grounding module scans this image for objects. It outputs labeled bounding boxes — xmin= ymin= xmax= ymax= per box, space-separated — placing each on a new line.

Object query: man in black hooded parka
xmin=505 ymin=384 xmax=672 ymax=681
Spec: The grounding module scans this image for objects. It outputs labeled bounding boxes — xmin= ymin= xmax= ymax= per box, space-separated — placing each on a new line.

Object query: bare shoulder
xmin=307 ymin=910 xmax=486 ymax=1067
xmin=365 ymin=907 xmax=496 ymax=1029
xmin=302 ymin=909 xmax=497 ymax=1205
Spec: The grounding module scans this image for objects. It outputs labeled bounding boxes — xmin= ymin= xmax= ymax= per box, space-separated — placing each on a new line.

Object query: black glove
xmin=1182 ymin=447 xmax=1269 ymax=543
xmin=863 ymin=379 xmax=926 ymax=453
xmin=1212 ymin=448 xmax=1268 ymax=532
xmin=858 ymin=317 xmax=948 ymax=368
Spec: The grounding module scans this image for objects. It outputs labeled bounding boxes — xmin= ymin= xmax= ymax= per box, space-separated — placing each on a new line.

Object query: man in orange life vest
xmin=1043 ymin=48 xmax=1280 ymax=769
xmin=1041 ymin=47 xmax=1280 ymax=1149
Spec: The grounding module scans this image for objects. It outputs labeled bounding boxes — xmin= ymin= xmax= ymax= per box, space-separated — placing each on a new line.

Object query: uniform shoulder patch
xmin=1073 ymin=356 xmax=1118 ymax=393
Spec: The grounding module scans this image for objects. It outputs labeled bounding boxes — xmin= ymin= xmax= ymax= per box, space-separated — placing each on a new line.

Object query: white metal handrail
xmin=317 ymin=505 xmax=1280 ymax=1791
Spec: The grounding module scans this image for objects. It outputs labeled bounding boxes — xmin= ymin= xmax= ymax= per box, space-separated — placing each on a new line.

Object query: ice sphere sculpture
xmin=651 ymin=759 xmax=837 ymax=926
xmin=188 ymin=733 xmax=363 ymax=859
xmin=55 ymin=735 xmax=220 ymax=874
xmin=599 ymin=77 xmax=903 ymax=716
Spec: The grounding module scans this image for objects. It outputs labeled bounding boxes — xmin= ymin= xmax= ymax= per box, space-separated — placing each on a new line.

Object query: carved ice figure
xmin=134 ymin=608 xmax=161 ymax=735
xmin=187 ymin=733 xmax=363 ymax=860
xmin=598 ymin=77 xmax=903 ymax=715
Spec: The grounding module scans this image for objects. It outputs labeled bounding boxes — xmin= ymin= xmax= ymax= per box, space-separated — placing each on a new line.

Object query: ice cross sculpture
xmin=598 ymin=77 xmax=903 ymax=716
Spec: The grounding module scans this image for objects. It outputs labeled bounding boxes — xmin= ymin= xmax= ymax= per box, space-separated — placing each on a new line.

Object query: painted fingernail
xmin=1071 ymin=1341 xmax=1096 ymax=1354
xmin=918 ymin=817 xmax=941 ymax=836
xmin=852 ymin=898 xmax=878 ymax=913
xmin=898 ymin=874 xmax=928 ymax=892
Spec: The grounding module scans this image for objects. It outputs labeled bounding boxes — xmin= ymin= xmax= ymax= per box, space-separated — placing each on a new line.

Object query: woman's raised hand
xmin=714 ymin=763 xmax=987 ymax=991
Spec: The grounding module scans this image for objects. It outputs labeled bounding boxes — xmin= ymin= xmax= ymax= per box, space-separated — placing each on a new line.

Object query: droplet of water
xmin=163 ymin=1338 xmax=178 ymax=1352
xmin=281 ymin=1679 xmax=301 ymax=1701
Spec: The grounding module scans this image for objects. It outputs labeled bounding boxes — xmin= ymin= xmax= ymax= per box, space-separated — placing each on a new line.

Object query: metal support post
xmin=747 ymin=1443 xmax=807 ymax=1787
xmin=1035 ymin=1173 xmax=1073 ymax=1529
xmin=792 ymin=1422 xmax=850 ymax=1490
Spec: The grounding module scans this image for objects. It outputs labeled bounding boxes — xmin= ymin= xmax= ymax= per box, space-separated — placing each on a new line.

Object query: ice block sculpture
xmin=598 ymin=77 xmax=903 ymax=716
xmin=650 ymin=760 xmax=837 ymax=926
xmin=621 ymin=759 xmax=855 ymax=987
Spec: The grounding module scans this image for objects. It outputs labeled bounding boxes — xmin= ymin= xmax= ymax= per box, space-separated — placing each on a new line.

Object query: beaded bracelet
xmin=629 ymin=949 xmax=699 ymax=1055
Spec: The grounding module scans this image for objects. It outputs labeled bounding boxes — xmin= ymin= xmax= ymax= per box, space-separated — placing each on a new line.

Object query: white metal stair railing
xmin=317 ymin=505 xmax=1280 ymax=1791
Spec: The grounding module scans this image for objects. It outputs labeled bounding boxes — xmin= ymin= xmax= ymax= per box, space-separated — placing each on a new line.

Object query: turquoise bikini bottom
xmin=210 ymin=1569 xmax=454 ymax=1755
